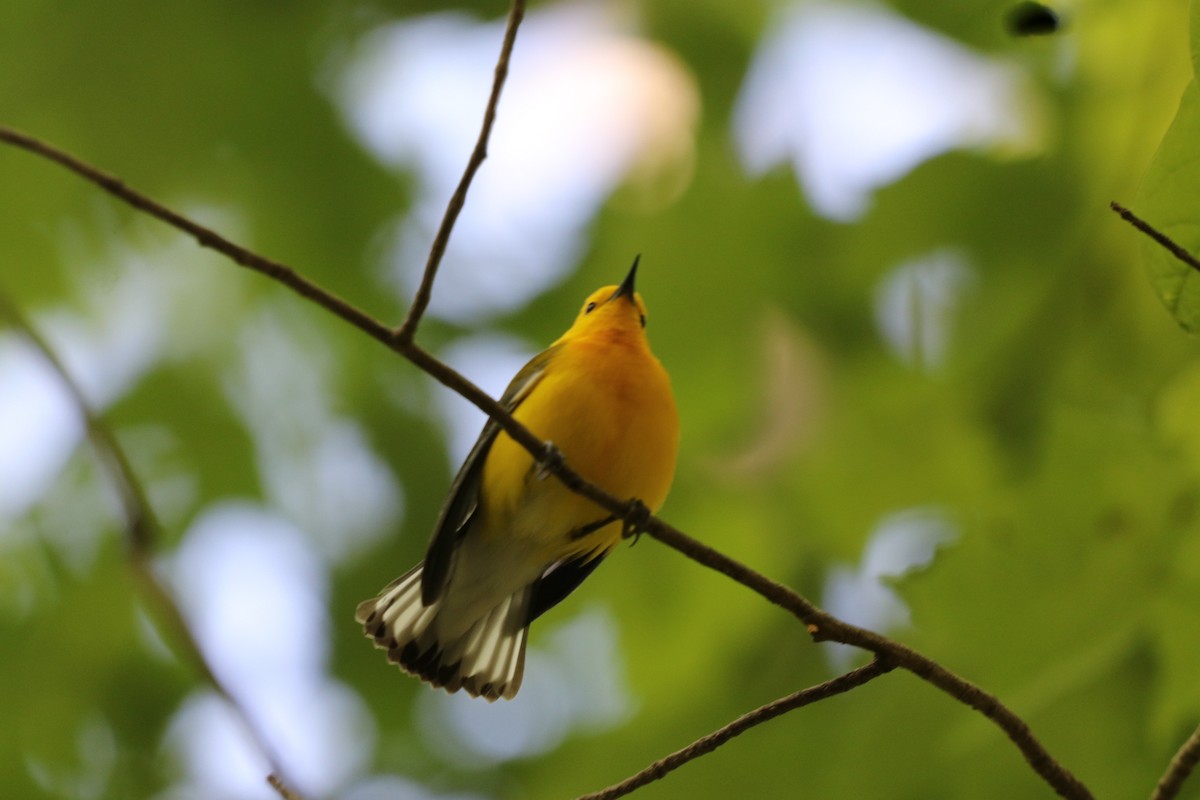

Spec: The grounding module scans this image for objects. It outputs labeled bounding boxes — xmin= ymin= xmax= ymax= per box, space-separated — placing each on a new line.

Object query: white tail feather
xmin=357 ymin=563 xmax=530 ymax=701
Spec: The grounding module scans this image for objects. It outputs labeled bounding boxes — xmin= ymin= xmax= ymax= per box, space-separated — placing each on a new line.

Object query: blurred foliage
xmin=4 ymin=0 xmax=1200 ymax=798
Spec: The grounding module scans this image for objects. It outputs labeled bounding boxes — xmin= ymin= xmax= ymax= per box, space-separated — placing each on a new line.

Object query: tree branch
xmin=0 ymin=120 xmax=1093 ymax=800
xmin=1110 ymin=201 xmax=1200 ymax=274
xmin=0 ymin=292 xmax=155 ymax=553
xmin=0 ymin=124 xmax=393 ymax=348
xmin=0 ymin=293 xmax=305 ymax=800
xmin=268 ymin=773 xmax=305 ymax=800
xmin=577 ymin=657 xmax=896 ymax=800
xmin=0 ymin=3 xmax=1095 ymax=789
xmin=639 ymin=521 xmax=1090 ymax=798
xmin=1151 ymin=725 xmax=1200 ymax=800
xmin=394 ymin=0 xmax=526 ymax=343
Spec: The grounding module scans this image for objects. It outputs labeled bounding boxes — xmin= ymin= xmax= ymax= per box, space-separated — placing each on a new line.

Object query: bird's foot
xmin=621 ymin=498 xmax=652 ymax=545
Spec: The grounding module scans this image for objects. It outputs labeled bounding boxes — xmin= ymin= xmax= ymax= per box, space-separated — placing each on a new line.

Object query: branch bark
xmin=1151 ymin=724 xmax=1200 ymax=800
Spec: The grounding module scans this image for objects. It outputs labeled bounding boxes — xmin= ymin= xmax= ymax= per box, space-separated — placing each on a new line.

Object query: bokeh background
xmin=4 ymin=0 xmax=1200 ymax=797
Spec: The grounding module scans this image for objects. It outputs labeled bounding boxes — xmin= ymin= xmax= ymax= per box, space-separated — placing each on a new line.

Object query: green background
xmin=4 ymin=0 xmax=1200 ymax=797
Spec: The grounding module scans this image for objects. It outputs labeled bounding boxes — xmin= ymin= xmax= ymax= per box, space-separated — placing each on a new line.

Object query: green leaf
xmin=1134 ymin=79 xmax=1200 ymax=331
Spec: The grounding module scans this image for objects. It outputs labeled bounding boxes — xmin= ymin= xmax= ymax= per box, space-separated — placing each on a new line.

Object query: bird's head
xmin=565 ymin=256 xmax=650 ymax=340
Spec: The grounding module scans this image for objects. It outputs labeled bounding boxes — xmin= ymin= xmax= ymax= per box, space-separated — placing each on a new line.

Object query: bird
xmin=356 ymin=257 xmax=679 ymax=701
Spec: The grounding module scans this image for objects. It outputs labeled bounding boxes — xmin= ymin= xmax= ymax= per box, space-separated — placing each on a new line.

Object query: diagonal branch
xmin=0 ymin=293 xmax=304 ymax=800
xmin=640 ymin=522 xmax=1091 ymax=798
xmin=0 ymin=124 xmax=388 ymax=347
xmin=267 ymin=774 xmax=305 ymax=800
xmin=395 ymin=0 xmax=526 ymax=342
xmin=0 ymin=121 xmax=1093 ymax=800
xmin=0 ymin=292 xmax=155 ymax=554
xmin=0 ymin=0 xmax=1100 ymax=786
xmin=577 ymin=657 xmax=896 ymax=800
xmin=1151 ymin=724 xmax=1200 ymax=800
xmin=1111 ymin=202 xmax=1200 ymax=273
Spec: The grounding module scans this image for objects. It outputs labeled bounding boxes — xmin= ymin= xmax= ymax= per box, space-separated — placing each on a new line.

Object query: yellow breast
xmin=479 ymin=330 xmax=679 ymax=559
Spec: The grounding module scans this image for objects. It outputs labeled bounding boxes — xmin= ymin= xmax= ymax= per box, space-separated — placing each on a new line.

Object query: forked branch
xmin=0 ymin=0 xmax=1106 ymax=794
xmin=0 ymin=117 xmax=1095 ymax=799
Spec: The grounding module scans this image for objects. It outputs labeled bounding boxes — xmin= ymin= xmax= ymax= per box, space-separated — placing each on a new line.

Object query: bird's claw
xmin=621 ymin=498 xmax=652 ymax=545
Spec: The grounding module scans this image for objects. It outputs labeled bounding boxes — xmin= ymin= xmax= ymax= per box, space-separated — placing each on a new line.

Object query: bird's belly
xmin=479 ymin=346 xmax=678 ymax=559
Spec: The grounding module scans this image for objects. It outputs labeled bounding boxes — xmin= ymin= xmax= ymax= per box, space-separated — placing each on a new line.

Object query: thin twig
xmin=395 ymin=0 xmax=526 ymax=342
xmin=0 ymin=292 xmax=155 ymax=553
xmin=1110 ymin=202 xmax=1200 ymax=273
xmin=1151 ymin=725 xmax=1200 ymax=800
xmin=577 ymin=657 xmax=896 ymax=800
xmin=0 ymin=122 xmax=1093 ymax=800
xmin=0 ymin=293 xmax=304 ymax=800
xmin=268 ymin=773 xmax=305 ymax=800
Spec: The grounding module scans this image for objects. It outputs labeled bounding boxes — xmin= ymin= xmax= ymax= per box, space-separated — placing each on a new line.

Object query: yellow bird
xmin=357 ymin=258 xmax=679 ymax=700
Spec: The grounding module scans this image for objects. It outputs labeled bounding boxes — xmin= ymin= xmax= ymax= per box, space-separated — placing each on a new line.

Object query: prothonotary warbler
xmin=356 ymin=257 xmax=679 ymax=700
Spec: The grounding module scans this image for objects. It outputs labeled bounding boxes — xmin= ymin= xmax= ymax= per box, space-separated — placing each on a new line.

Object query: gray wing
xmin=419 ymin=345 xmax=559 ymax=605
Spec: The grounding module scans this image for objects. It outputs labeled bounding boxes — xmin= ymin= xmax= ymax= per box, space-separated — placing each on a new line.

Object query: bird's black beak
xmin=610 ymin=255 xmax=639 ymax=303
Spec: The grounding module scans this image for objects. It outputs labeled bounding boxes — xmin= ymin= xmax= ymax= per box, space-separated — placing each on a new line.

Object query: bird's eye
xmin=639 ymin=314 xmax=646 ymax=328
xmin=585 ymin=302 xmax=597 ymax=314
